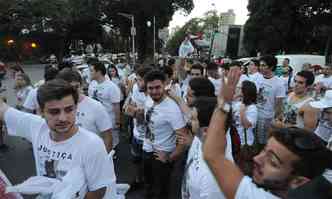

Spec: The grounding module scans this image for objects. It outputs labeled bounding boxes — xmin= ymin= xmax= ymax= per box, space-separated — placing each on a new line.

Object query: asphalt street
xmin=0 ymin=64 xmax=183 ymax=199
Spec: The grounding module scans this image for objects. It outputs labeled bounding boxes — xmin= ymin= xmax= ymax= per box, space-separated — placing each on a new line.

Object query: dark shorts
xmin=130 ymin=137 xmax=143 ymax=163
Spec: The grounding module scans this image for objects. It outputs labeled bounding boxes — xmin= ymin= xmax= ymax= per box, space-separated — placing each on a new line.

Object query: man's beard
xmin=255 ymin=177 xmax=291 ymax=196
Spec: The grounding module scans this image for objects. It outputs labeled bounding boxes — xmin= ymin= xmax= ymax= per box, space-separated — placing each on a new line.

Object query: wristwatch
xmin=217 ymin=99 xmax=231 ymax=113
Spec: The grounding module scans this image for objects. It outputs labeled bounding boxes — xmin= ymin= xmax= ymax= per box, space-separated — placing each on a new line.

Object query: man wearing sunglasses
xmin=204 ymin=66 xmax=332 ymax=199
xmin=142 ymin=70 xmax=187 ymax=199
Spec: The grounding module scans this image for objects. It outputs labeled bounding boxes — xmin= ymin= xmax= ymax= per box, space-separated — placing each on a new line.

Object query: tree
xmin=0 ymin=0 xmax=103 ymax=60
xmin=166 ymin=10 xmax=220 ymax=56
xmin=243 ymin=0 xmax=332 ymax=56
xmin=103 ymin=0 xmax=194 ymax=62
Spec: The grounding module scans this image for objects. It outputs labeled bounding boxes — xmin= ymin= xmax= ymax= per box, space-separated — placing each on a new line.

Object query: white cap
xmin=310 ymin=90 xmax=332 ymax=109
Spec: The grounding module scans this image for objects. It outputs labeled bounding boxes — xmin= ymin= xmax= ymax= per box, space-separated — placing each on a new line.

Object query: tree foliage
xmin=166 ymin=10 xmax=220 ymax=56
xmin=103 ymin=0 xmax=194 ymax=62
xmin=244 ymin=0 xmax=332 ymax=56
xmin=1 ymin=0 xmax=194 ymax=61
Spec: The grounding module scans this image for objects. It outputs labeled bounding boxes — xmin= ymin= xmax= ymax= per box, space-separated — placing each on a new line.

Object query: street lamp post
xmin=118 ymin=13 xmax=136 ymax=65
xmin=147 ymin=16 xmax=156 ymax=63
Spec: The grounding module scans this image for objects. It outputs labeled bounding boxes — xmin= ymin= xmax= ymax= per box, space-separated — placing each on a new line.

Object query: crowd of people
xmin=0 ymin=54 xmax=332 ymax=199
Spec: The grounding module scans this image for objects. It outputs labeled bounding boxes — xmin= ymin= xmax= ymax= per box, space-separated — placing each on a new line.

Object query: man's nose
xmin=58 ymin=111 xmax=67 ymax=121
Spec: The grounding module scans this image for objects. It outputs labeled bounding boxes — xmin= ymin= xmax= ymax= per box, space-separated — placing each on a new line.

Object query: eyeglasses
xmin=278 ymin=127 xmax=326 ymax=151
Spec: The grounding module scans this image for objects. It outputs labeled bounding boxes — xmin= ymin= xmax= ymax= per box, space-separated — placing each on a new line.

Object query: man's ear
xmin=289 ymin=176 xmax=310 ymax=189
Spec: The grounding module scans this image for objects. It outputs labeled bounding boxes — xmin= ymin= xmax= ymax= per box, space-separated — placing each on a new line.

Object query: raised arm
xmin=203 ymin=67 xmax=244 ymax=199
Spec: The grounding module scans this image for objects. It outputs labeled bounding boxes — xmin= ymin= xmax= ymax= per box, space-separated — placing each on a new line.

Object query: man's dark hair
xmin=296 ymin=71 xmax=315 ymax=87
xmin=37 ymin=79 xmax=79 ymax=110
xmin=270 ymin=127 xmax=332 ymax=179
xmin=284 ymin=58 xmax=290 ymax=63
xmin=163 ymin=65 xmax=174 ymax=79
xmin=193 ymin=97 xmax=217 ymax=127
xmin=229 ymin=61 xmax=242 ymax=68
xmin=91 ymin=61 xmax=106 ymax=76
xmin=251 ymin=59 xmax=260 ymax=66
xmin=87 ymin=57 xmax=99 ymax=65
xmin=44 ymin=66 xmax=59 ymax=81
xmin=189 ymin=77 xmax=215 ymax=97
xmin=260 ymin=55 xmax=278 ymax=71
xmin=144 ymin=70 xmax=166 ymax=84
xmin=168 ymin=58 xmax=176 ymax=66
xmin=221 ymin=63 xmax=230 ymax=71
xmin=242 ymin=80 xmax=257 ymax=105
xmin=191 ymin=63 xmax=204 ymax=75
xmin=207 ymin=62 xmax=218 ymax=71
xmin=137 ymin=66 xmax=153 ymax=78
xmin=56 ymin=68 xmax=82 ymax=84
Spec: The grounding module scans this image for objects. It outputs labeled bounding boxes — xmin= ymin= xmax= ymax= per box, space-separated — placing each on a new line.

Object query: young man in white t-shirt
xmin=181 ymin=97 xmax=233 ymax=199
xmin=0 ymin=79 xmax=115 ymax=199
xmin=314 ymin=64 xmax=332 ymax=96
xmin=207 ymin=62 xmax=222 ymax=97
xmin=203 ymin=67 xmax=332 ymax=199
xmin=57 ymin=68 xmax=114 ymax=152
xmin=88 ymin=61 xmax=121 ymax=150
xmin=123 ymin=66 xmax=152 ymax=190
xmin=248 ymin=59 xmax=263 ymax=90
xmin=256 ymin=55 xmax=286 ymax=144
xmin=142 ymin=70 xmax=187 ymax=199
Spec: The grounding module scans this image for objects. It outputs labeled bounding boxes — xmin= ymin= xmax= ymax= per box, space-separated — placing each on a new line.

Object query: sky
xmin=169 ymin=0 xmax=249 ymax=29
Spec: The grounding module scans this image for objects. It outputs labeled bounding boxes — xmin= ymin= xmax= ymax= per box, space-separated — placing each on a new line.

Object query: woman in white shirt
xmin=232 ymin=80 xmax=258 ymax=146
xmin=14 ymin=73 xmax=33 ymax=110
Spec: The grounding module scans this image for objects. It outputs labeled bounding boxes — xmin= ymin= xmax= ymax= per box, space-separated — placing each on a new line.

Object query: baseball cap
xmin=310 ymin=90 xmax=332 ymax=109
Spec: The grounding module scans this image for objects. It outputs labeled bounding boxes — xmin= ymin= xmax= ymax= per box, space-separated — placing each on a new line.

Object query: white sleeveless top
xmin=283 ymin=95 xmax=313 ymax=128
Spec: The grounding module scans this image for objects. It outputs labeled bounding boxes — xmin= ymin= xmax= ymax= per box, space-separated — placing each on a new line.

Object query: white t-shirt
xmin=16 ymin=86 xmax=33 ymax=107
xmin=4 ymin=108 xmax=115 ymax=199
xmin=314 ymin=119 xmax=332 ymax=142
xmin=143 ymin=97 xmax=186 ymax=152
xmin=315 ymin=74 xmax=332 ymax=89
xmin=23 ymin=87 xmax=39 ymax=111
xmin=181 ymin=76 xmax=191 ymax=98
xmin=182 ymin=134 xmax=234 ymax=199
xmin=208 ymin=77 xmax=221 ymax=97
xmin=166 ymin=82 xmax=182 ymax=98
xmin=76 ymin=96 xmax=112 ymax=134
xmin=248 ymin=72 xmax=263 ymax=91
xmin=131 ymin=84 xmax=148 ymax=141
xmin=232 ymin=102 xmax=257 ymax=146
xmin=88 ymin=80 xmax=121 ymax=126
xmin=235 ymin=176 xmax=280 ymax=199
xmin=256 ymin=76 xmax=286 ymax=118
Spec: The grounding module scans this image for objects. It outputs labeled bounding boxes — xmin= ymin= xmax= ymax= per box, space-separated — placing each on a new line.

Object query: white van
xmin=276 ymin=54 xmax=326 ymax=74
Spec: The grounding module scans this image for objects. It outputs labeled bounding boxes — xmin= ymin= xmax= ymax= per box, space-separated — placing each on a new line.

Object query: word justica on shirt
xmin=37 ymin=145 xmax=73 ymax=160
